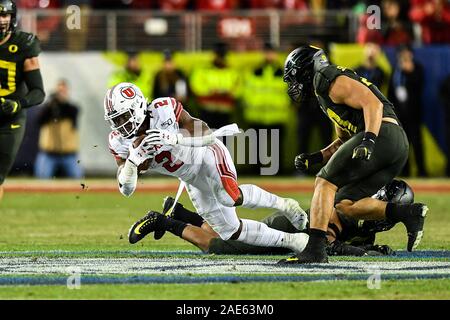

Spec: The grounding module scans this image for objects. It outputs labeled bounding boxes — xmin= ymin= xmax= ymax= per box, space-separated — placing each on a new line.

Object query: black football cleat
xmin=327 ymin=240 xmax=368 ymax=257
xmin=278 ymin=236 xmax=329 ymax=264
xmin=154 ymin=196 xmax=176 ymax=240
xmin=403 ymin=203 xmax=428 ymax=252
xmin=128 ymin=211 xmax=166 ymax=244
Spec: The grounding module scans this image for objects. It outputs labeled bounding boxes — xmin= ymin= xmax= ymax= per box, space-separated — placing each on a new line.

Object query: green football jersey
xmin=313 ymin=64 xmax=398 ymax=135
xmin=0 ymin=30 xmax=41 ymax=119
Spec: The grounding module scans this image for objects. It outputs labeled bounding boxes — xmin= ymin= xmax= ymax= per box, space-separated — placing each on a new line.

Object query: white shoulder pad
xmin=108 ymin=130 xmax=129 ymax=160
xmin=148 ymin=97 xmax=184 ymax=131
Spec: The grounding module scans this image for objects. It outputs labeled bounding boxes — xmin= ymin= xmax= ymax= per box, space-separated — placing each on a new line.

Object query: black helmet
xmin=283 ymin=45 xmax=329 ymax=102
xmin=0 ymin=0 xmax=17 ymax=41
xmin=375 ymin=179 xmax=414 ymax=205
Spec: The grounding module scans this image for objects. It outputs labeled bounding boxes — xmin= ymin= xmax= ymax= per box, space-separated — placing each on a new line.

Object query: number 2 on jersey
xmin=154 ymin=99 xmax=169 ymax=109
xmin=155 ymin=151 xmax=184 ymax=173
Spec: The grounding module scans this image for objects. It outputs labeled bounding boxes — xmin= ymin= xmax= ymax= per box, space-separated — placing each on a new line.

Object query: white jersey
xmin=108 ymin=97 xmax=207 ymax=182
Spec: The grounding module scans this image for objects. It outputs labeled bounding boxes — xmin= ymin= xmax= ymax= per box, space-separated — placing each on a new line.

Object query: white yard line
xmin=1 ymin=257 xmax=449 ymax=276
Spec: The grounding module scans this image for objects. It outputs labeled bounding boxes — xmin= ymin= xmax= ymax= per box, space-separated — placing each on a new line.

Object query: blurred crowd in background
xmin=16 ymin=1 xmax=450 ymax=49
xmin=10 ymin=0 xmax=450 ymax=178
xmin=106 ymin=41 xmax=450 ymax=177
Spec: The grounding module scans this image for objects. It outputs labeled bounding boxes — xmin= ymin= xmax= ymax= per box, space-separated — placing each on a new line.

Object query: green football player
xmin=279 ymin=45 xmax=427 ymax=263
xmin=0 ymin=0 xmax=45 ymax=202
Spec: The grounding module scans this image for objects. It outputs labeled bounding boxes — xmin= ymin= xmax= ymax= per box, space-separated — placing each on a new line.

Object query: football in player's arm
xmin=0 ymin=0 xmax=45 ymax=202
xmin=108 ymin=94 xmax=214 ymax=198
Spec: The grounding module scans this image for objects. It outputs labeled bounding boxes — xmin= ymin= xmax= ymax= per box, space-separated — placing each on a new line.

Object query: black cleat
xmin=278 ymin=236 xmax=329 ymax=264
xmin=154 ymin=196 xmax=176 ymax=240
xmin=403 ymin=203 xmax=428 ymax=252
xmin=128 ymin=211 xmax=166 ymax=244
xmin=327 ymin=240 xmax=368 ymax=257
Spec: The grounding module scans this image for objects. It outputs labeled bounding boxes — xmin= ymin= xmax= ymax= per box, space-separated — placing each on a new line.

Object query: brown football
xmin=132 ymin=134 xmax=151 ymax=172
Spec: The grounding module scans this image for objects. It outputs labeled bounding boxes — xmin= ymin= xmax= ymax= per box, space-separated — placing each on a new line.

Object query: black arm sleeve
xmin=18 ymin=69 xmax=46 ymax=108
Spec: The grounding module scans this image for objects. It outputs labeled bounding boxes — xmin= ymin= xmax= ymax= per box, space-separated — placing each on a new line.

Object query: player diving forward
xmin=105 ymin=82 xmax=309 ymax=255
xmin=127 ymin=179 xmax=414 ymax=257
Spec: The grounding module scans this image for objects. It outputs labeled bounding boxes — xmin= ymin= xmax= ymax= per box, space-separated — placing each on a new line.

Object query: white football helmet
xmin=104 ymin=82 xmax=147 ymax=138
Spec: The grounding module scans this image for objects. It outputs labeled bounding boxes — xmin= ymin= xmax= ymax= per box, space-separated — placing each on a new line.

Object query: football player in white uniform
xmin=105 ymin=82 xmax=309 ymax=255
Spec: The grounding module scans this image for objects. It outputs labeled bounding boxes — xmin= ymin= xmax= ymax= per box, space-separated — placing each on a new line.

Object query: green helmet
xmin=0 ymin=0 xmax=17 ymax=41
xmin=283 ymin=45 xmax=329 ymax=102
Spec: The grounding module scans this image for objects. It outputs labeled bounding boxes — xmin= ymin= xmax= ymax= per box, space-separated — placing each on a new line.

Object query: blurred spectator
xmin=327 ymin=0 xmax=360 ymax=9
xmin=195 ymin=0 xmax=238 ymax=10
xmin=357 ymin=13 xmax=385 ymax=44
xmin=410 ymin=0 xmax=450 ymax=44
xmin=17 ymin=0 xmax=61 ymax=44
xmin=190 ymin=42 xmax=240 ymax=128
xmin=439 ymin=74 xmax=450 ymax=176
xmin=62 ymin=0 xmax=92 ymax=51
xmin=153 ymin=49 xmax=190 ymax=104
xmin=240 ymin=43 xmax=291 ymax=174
xmin=357 ymin=0 xmax=413 ymax=45
xmin=108 ymin=52 xmax=151 ymax=98
xmin=158 ymin=0 xmax=190 ymax=10
xmin=381 ymin=0 xmax=413 ymax=45
xmin=388 ymin=45 xmax=426 ymax=177
xmin=248 ymin=0 xmax=308 ymax=9
xmin=35 ymin=80 xmax=83 ymax=179
xmin=92 ymin=0 xmax=151 ymax=8
xmin=354 ymin=42 xmax=385 ymax=88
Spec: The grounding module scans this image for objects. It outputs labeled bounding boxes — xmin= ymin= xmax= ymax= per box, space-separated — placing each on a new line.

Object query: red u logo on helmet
xmin=121 ymin=86 xmax=136 ymax=99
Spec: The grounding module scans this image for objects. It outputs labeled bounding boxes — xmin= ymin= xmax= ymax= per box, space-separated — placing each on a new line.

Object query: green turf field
xmin=0 ymin=178 xmax=449 ymax=299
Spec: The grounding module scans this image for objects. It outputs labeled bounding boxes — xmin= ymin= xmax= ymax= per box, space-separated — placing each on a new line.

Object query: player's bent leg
xmin=208 ymin=237 xmax=293 ymax=255
xmin=385 ymin=202 xmax=428 ymax=251
xmin=238 ymin=184 xmax=308 ymax=230
xmin=127 ymin=206 xmax=217 ymax=252
xmin=0 ymin=118 xmax=26 ymax=199
xmin=233 ymin=219 xmax=309 ymax=255
xmin=180 ymin=225 xmax=216 ymax=252
xmin=335 ymin=172 xmax=428 ymax=252
xmin=155 ymin=196 xmax=208 ymax=240
xmin=199 ymin=201 xmax=309 ymax=254
xmin=165 ymin=196 xmax=220 ymax=237
xmin=207 ymin=143 xmax=308 ymax=230
xmin=128 ymin=210 xmax=187 ymax=244
xmin=279 ymin=177 xmax=337 ymax=264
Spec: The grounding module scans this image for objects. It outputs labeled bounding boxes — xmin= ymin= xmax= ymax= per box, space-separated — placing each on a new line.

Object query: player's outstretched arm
xmin=146 ymin=109 xmax=217 ymax=147
xmin=178 ymin=109 xmax=212 ymax=137
xmin=115 ymin=158 xmax=137 ymax=197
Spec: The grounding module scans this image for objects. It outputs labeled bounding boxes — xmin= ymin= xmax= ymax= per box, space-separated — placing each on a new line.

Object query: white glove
xmin=146 ymin=129 xmax=182 ymax=146
xmin=127 ymin=136 xmax=156 ymax=166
